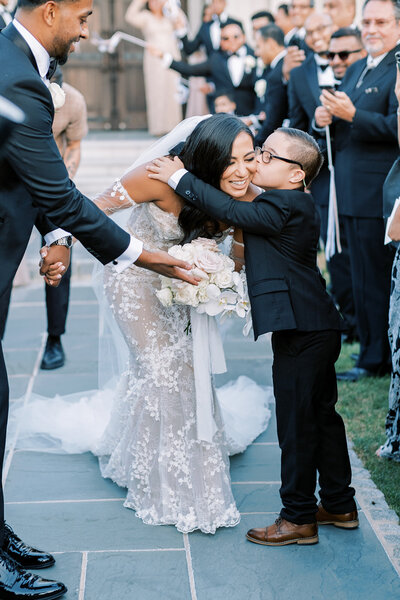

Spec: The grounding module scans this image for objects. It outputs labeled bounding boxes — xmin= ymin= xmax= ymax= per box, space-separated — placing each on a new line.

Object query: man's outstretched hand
xmin=39 ymin=245 xmax=70 ymax=287
xmin=146 ymin=156 xmax=185 ymax=183
xmin=135 ymin=249 xmax=200 ymax=285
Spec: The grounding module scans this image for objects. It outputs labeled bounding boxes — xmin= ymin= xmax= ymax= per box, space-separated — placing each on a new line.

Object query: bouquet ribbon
xmin=191 ymin=309 xmax=227 ymax=443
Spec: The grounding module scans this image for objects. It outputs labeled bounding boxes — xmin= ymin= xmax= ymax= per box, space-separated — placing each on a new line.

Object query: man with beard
xmin=320 ymin=0 xmax=400 ymax=381
xmin=0 ymin=0 xmax=197 ymax=597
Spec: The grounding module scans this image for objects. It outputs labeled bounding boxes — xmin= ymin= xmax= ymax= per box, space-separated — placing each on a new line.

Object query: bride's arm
xmin=93 ymin=163 xmax=179 ymax=215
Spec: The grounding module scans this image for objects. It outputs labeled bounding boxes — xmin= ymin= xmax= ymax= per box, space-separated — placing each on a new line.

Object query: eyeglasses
xmin=326 ymin=48 xmax=363 ymax=61
xmin=255 ymin=147 xmax=304 ymax=169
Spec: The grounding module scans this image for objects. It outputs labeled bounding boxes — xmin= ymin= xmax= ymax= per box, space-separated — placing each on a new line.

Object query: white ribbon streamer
xmin=191 ymin=309 xmax=227 ymax=443
xmin=324 ymin=125 xmax=342 ymax=260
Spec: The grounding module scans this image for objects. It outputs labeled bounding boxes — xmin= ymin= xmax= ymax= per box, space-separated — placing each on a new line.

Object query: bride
xmin=14 ymin=114 xmax=272 ymax=534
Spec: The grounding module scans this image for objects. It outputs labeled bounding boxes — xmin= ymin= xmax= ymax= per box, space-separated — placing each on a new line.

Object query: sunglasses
xmin=326 ymin=48 xmax=363 ymax=61
xmin=221 ymin=34 xmax=242 ymax=41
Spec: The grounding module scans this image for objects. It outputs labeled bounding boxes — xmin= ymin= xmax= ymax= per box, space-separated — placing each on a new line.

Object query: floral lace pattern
xmin=94 ymin=189 xmax=240 ymax=533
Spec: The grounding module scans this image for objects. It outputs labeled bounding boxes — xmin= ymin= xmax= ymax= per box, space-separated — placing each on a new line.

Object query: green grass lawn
xmin=336 ymin=342 xmax=400 ymax=518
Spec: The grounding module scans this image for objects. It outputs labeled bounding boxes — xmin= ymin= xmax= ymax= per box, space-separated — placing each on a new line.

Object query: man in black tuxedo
xmin=320 ymin=0 xmax=400 ymax=380
xmin=0 ymin=0 xmax=197 ymax=597
xmin=148 ymin=125 xmax=357 ymax=547
xmin=176 ymin=0 xmax=230 ymax=58
xmin=253 ymin=25 xmax=289 ymax=146
xmin=154 ymin=19 xmax=258 ymax=116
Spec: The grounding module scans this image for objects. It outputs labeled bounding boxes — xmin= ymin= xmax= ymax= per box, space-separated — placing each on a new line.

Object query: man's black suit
xmin=169 ymin=47 xmax=257 ymax=116
xmin=179 ymin=16 xmax=230 ymax=57
xmin=254 ymin=57 xmax=288 ymax=146
xmin=288 ymin=54 xmax=356 ymax=339
xmin=175 ymin=173 xmax=356 ymax=523
xmin=334 ymin=46 xmax=399 ymax=373
xmin=0 ymin=24 xmax=132 ymax=542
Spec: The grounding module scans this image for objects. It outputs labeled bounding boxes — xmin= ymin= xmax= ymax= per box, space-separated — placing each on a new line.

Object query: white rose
xmin=245 ymin=55 xmax=257 ymax=73
xmin=191 ymin=238 xmax=219 ymax=252
xmin=255 ymin=79 xmax=267 ymax=99
xmin=174 ymin=283 xmax=199 ymax=307
xmin=213 ymin=268 xmax=234 ymax=289
xmin=194 ymin=249 xmax=225 ymax=273
xmin=156 ymin=287 xmax=173 ymax=307
xmin=168 ymin=244 xmax=195 ymax=264
xmin=49 ymin=83 xmax=66 ymax=111
xmin=197 ymin=280 xmax=211 ymax=303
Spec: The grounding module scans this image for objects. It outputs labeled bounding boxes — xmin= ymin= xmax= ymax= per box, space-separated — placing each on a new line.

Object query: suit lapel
xmin=1 ymin=22 xmax=39 ymax=74
xmin=304 ymin=55 xmax=321 ymax=104
xmin=349 ymin=46 xmax=399 ymax=104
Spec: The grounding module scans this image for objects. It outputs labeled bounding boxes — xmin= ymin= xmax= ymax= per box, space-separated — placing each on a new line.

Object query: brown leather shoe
xmin=246 ymin=517 xmax=318 ymax=546
xmin=316 ymin=503 xmax=359 ymax=529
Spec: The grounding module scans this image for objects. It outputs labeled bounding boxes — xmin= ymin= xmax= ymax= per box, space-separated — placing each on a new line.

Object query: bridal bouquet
xmin=156 ymin=238 xmax=250 ymax=321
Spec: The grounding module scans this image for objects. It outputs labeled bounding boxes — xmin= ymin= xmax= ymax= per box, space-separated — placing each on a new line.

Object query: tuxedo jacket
xmin=333 ymin=46 xmax=399 ymax=218
xmin=175 ymin=173 xmax=342 ymax=340
xmin=180 ymin=17 xmax=232 ymax=57
xmin=170 ymin=47 xmax=257 ymax=116
xmin=0 ymin=24 xmax=130 ymax=298
xmin=288 ymin=54 xmax=331 ymax=207
xmin=254 ymin=57 xmax=288 ymax=146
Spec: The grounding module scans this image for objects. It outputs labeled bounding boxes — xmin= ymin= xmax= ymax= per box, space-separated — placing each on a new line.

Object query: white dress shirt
xmin=270 ymin=48 xmax=287 ymax=71
xmin=227 ymin=45 xmax=247 ymax=87
xmin=12 ymin=19 xmax=143 ymax=270
xmin=314 ymin=54 xmax=338 ymax=88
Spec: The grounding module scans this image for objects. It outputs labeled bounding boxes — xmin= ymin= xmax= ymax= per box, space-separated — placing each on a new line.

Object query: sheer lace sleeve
xmin=93 ymin=179 xmax=136 ymax=215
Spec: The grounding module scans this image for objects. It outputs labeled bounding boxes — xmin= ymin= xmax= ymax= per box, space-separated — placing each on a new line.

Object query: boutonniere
xmin=254 ymin=78 xmax=267 ymax=99
xmin=244 ymin=55 xmax=256 ymax=73
xmin=365 ymin=86 xmax=379 ymax=94
xmin=49 ymin=83 xmax=66 ymax=111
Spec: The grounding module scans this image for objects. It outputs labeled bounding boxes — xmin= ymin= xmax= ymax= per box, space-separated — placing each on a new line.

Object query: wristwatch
xmin=51 ymin=235 xmax=73 ymax=249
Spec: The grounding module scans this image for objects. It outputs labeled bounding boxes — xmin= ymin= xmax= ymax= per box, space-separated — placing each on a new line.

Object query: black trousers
xmin=0 ymin=342 xmax=8 ymax=544
xmin=272 ymin=329 xmax=356 ymax=524
xmin=317 ymin=205 xmax=357 ymax=337
xmin=0 ymin=286 xmax=12 ymax=341
xmin=45 ymin=257 xmax=71 ymax=336
xmin=343 ymin=216 xmax=394 ymax=373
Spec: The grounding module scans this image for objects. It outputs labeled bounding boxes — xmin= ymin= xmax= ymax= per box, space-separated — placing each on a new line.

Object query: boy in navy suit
xmin=148 ymin=125 xmax=358 ymax=547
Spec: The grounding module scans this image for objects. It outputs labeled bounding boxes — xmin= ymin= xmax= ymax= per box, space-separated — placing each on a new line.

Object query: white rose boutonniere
xmin=49 ymin=83 xmax=66 ymax=111
xmin=255 ymin=78 xmax=267 ymax=99
xmin=244 ymin=55 xmax=257 ymax=74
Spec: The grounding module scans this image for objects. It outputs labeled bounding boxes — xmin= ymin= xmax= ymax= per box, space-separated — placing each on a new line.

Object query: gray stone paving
xmin=3 ymin=132 xmax=400 ymax=599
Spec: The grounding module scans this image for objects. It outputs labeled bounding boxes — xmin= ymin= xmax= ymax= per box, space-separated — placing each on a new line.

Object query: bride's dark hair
xmin=169 ymin=114 xmax=254 ymax=244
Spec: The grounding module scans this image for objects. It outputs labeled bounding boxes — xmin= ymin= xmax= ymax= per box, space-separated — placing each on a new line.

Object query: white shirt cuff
xmin=175 ymin=28 xmax=188 ymax=39
xmin=162 ymin=53 xmax=174 ymax=68
xmin=110 ymin=235 xmax=144 ymax=273
xmin=168 ymin=169 xmax=188 ymax=190
xmin=44 ymin=228 xmax=71 ymax=246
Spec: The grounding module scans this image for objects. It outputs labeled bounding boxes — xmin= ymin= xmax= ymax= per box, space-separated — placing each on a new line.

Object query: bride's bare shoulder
xmin=121 ymin=160 xmax=180 ymax=206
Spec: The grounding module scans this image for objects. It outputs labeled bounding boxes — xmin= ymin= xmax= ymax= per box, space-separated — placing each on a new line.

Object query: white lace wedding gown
xmin=10 ymin=189 xmax=273 ymax=535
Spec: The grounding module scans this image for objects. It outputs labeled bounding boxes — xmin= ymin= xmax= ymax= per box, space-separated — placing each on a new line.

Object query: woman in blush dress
xmin=125 ymin=0 xmax=183 ymax=136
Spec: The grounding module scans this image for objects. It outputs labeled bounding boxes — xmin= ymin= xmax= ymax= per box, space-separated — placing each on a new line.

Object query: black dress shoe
xmin=3 ymin=525 xmax=55 ymax=570
xmin=0 ymin=549 xmax=66 ymax=599
xmin=336 ymin=367 xmax=374 ymax=382
xmin=40 ymin=336 xmax=65 ymax=370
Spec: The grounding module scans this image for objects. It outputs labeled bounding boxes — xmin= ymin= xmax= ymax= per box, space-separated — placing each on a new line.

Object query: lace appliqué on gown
xmin=95 ymin=184 xmax=241 ymax=533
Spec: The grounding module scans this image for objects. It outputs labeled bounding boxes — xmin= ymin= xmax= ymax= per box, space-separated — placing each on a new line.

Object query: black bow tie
xmin=319 ymin=63 xmax=329 ymax=72
xmin=46 ymin=58 xmax=58 ymax=80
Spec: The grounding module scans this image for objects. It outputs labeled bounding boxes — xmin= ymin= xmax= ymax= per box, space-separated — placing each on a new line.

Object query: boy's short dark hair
xmin=277 ymin=128 xmax=324 ymax=187
xmin=221 ymin=18 xmax=245 ymax=33
xmin=251 ymin=11 xmax=275 ymax=23
xmin=215 ymin=90 xmax=236 ymax=103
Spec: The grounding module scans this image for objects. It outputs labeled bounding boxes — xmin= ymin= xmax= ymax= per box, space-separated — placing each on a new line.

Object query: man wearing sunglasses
xmin=320 ymin=0 xmax=400 ymax=381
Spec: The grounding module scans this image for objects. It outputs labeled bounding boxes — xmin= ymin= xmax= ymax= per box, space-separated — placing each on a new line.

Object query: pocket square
xmin=365 ymin=86 xmax=379 ymax=94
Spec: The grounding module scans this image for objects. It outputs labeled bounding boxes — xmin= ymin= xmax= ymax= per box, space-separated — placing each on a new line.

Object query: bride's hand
xmin=135 ymin=249 xmax=201 ymax=285
xmin=146 ymin=156 xmax=184 ymax=183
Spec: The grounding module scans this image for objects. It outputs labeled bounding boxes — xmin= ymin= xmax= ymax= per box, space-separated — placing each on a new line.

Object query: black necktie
xmin=46 ymin=58 xmax=58 ymax=80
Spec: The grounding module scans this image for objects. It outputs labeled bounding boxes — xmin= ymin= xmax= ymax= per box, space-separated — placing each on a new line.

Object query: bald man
xmin=323 ymin=0 xmax=356 ymax=28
